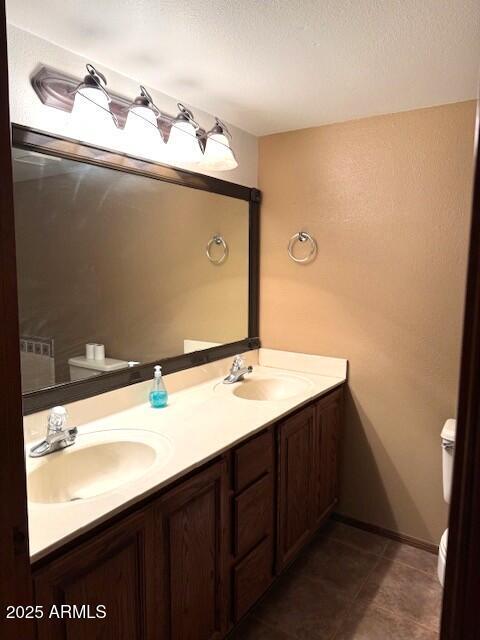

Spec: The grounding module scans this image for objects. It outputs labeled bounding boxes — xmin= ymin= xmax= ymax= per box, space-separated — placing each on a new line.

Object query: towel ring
xmin=287 ymin=231 xmax=318 ymax=264
xmin=206 ymin=234 xmax=229 ymax=265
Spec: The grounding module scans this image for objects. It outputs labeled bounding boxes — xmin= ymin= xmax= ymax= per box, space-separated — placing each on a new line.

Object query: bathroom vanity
xmin=11 ymin=125 xmax=346 ymax=639
xmin=26 ymin=355 xmax=345 ymax=640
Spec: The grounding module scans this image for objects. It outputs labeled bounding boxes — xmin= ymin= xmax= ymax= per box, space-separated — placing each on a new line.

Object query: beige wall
xmin=259 ymin=101 xmax=477 ymax=544
xmin=14 ymin=166 xmax=249 ymax=387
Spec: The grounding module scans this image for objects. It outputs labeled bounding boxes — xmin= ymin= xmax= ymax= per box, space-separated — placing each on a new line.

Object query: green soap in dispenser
xmin=150 ymin=365 xmax=168 ymax=408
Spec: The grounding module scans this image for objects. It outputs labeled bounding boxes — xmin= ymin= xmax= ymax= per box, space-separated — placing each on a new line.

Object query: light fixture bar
xmin=31 ymin=65 xmax=168 ymax=130
xmin=31 ymin=64 xmax=238 ymax=170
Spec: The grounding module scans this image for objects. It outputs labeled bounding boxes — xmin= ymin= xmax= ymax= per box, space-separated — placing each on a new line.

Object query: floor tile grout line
xmin=329 ymin=576 xmax=440 ymax=639
xmin=330 ymin=600 xmax=441 ymax=639
xmin=287 ymin=570 xmax=358 ymax=605
xmin=325 ymin=530 xmax=388 ymax=559
xmin=289 ymin=527 xmax=391 ymax=640
xmin=250 ymin=568 xmax=360 ymax=640
xmin=381 ymin=537 xmax=440 ymax=577
xmin=329 ymin=542 xmax=441 ymax=638
xmin=375 ymin=552 xmax=441 ymax=588
xmin=248 ymin=524 xmax=440 ymax=640
xmin=351 ymin=557 xmax=442 ymax=633
xmin=382 ymin=555 xmax=439 ymax=578
xmin=329 ymin=554 xmax=384 ymax=640
xmin=289 ymin=532 xmax=384 ymax=606
xmin=322 ymin=534 xmax=388 ymax=560
xmin=333 ymin=524 xmax=440 ymax=565
xmin=365 ymin=601 xmax=441 ymax=634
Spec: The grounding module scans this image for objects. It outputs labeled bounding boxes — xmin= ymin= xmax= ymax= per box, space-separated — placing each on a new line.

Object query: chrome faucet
xmin=29 ymin=406 xmax=78 ymax=458
xmin=223 ymin=355 xmax=253 ymax=384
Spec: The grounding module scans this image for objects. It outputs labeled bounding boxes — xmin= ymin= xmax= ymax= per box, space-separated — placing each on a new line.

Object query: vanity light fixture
xmin=166 ymin=103 xmax=204 ymax=165
xmin=70 ymin=65 xmax=119 ymax=134
xmin=124 ymin=85 xmax=165 ymax=160
xmin=125 ymin=86 xmax=162 ymax=136
xmin=31 ymin=64 xmax=239 ymax=170
xmin=202 ymin=118 xmax=238 ymax=171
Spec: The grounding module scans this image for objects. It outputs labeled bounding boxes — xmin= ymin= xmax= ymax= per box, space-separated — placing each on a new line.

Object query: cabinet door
xmin=34 ymin=509 xmax=156 ymax=640
xmin=153 ymin=461 xmax=228 ymax=640
xmin=276 ymin=405 xmax=315 ymax=571
xmin=312 ymin=388 xmax=343 ymax=527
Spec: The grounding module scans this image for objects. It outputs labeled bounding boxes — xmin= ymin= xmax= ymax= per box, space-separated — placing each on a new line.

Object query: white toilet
xmin=68 ymin=355 xmax=130 ymax=381
xmin=438 ymin=418 xmax=456 ymax=586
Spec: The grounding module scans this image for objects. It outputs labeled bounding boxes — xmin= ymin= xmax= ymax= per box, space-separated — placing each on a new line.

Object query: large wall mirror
xmin=12 ymin=126 xmax=260 ymax=414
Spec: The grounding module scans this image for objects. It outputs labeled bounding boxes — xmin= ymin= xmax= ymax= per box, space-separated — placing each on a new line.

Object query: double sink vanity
xmin=13 ymin=126 xmax=347 ymax=640
xmin=25 ymin=349 xmax=347 ymax=640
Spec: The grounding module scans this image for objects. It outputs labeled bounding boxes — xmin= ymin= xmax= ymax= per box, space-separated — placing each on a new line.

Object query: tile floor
xmin=230 ymin=520 xmax=442 ymax=640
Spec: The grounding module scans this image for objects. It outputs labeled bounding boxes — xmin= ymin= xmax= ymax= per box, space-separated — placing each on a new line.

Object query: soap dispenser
xmin=149 ymin=365 xmax=168 ymax=408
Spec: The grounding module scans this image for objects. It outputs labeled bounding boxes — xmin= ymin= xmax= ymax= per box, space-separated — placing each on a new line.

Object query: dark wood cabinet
xmin=277 ymin=388 xmax=343 ymax=570
xmin=33 ymin=386 xmax=343 ymax=640
xmin=312 ymin=387 xmax=343 ymax=527
xmin=276 ymin=405 xmax=315 ymax=570
xmin=232 ymin=537 xmax=273 ymax=622
xmin=233 ymin=472 xmax=273 ymax=557
xmin=233 ymin=430 xmax=273 ymax=492
xmin=34 ymin=510 xmax=156 ymax=640
xmin=230 ymin=429 xmax=275 ymax=624
xmin=33 ymin=462 xmax=228 ymax=640
xmin=153 ymin=460 xmax=229 ymax=640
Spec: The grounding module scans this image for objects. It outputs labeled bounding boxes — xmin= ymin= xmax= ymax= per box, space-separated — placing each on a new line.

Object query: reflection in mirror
xmin=12 ymin=148 xmax=249 ymax=393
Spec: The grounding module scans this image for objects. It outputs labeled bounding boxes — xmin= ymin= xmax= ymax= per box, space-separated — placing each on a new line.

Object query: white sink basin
xmin=27 ymin=429 xmax=172 ymax=504
xmin=217 ymin=373 xmax=314 ymax=401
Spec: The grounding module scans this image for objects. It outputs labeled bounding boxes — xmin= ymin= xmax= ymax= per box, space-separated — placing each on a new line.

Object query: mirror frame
xmin=12 ymin=124 xmax=260 ymax=415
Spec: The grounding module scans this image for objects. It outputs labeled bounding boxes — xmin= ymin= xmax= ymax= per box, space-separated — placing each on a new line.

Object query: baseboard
xmin=332 ymin=512 xmax=439 ymax=555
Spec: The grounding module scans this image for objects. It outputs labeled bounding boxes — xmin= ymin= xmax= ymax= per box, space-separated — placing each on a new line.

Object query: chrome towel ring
xmin=206 ymin=234 xmax=229 ymax=265
xmin=287 ymin=231 xmax=318 ymax=264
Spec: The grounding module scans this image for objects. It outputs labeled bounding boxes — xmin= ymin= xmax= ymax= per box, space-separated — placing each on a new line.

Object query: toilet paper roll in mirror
xmin=86 ymin=343 xmax=96 ymax=359
xmin=94 ymin=344 xmax=105 ymax=360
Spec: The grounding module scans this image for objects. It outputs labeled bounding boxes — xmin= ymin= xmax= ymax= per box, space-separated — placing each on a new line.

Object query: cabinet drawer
xmin=233 ymin=473 xmax=273 ymax=557
xmin=233 ymin=430 xmax=273 ymax=492
xmin=233 ymin=537 xmax=273 ymax=622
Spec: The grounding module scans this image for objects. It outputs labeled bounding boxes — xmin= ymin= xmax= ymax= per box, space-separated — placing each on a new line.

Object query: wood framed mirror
xmin=11 ymin=125 xmax=260 ymax=415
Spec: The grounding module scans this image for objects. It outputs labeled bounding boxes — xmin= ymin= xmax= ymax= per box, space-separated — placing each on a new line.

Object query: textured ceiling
xmin=6 ymin=0 xmax=480 ymax=135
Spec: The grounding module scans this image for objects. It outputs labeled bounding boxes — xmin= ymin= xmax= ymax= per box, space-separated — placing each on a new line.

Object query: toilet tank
xmin=69 ymin=364 xmax=102 ymax=381
xmin=68 ymin=356 xmax=129 ymax=382
xmin=441 ymin=419 xmax=457 ymax=504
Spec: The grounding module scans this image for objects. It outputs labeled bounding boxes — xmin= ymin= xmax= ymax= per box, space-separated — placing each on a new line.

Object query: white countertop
xmin=26 ymin=352 xmax=347 ymax=562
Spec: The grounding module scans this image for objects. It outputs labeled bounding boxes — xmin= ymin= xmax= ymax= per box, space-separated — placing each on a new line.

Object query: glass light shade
xmin=124 ymin=105 xmax=164 ymax=161
xmin=166 ymin=120 xmax=203 ymax=165
xmin=70 ymin=87 xmax=119 ymax=149
xmin=201 ymin=133 xmax=238 ymax=171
